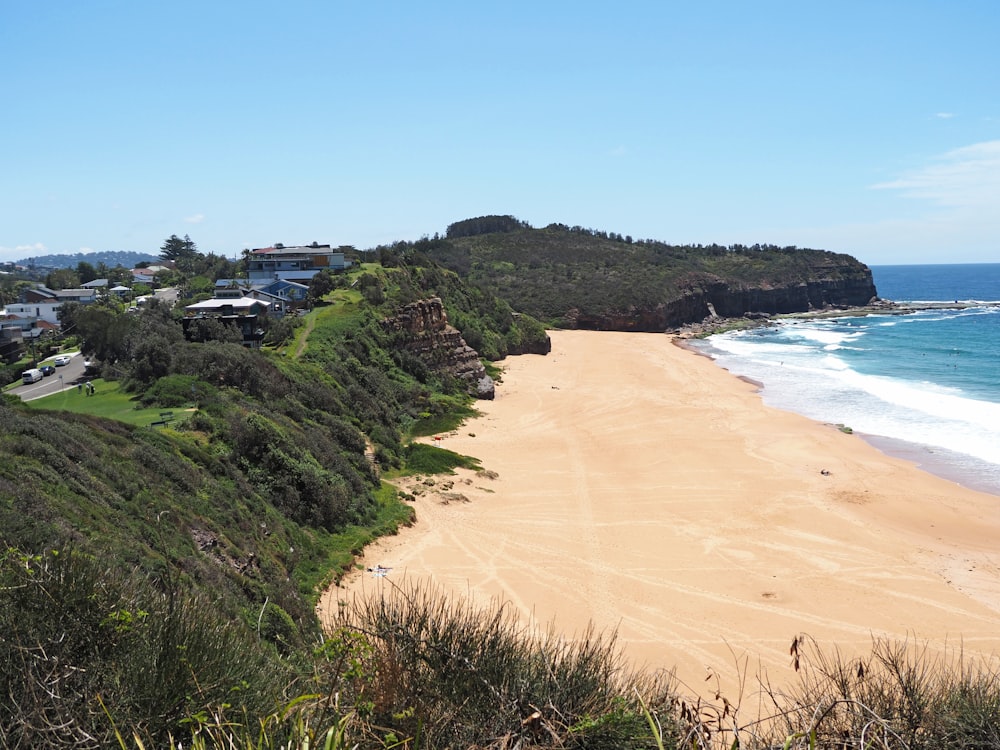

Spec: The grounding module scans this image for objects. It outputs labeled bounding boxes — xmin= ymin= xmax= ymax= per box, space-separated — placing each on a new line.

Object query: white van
xmin=22 ymin=368 xmax=43 ymax=384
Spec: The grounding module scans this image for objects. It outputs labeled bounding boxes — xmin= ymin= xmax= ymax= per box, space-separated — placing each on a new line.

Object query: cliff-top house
xmin=246 ymin=242 xmax=350 ymax=283
xmin=182 ymin=297 xmax=270 ymax=348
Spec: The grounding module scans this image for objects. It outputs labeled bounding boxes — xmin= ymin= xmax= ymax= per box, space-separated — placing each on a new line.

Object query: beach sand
xmin=319 ymin=330 xmax=1000 ymax=695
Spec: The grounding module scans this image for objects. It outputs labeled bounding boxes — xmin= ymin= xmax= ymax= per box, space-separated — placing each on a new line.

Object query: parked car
xmin=40 ymin=365 xmax=55 ymax=376
xmin=53 ymin=354 xmax=72 ymax=366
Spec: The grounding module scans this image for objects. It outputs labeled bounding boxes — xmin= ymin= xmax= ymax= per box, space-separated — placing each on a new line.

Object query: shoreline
xmin=676 ymin=335 xmax=1000 ymax=498
xmin=320 ymin=330 xmax=1000 ymax=695
xmin=860 ymin=433 xmax=1000 ymax=498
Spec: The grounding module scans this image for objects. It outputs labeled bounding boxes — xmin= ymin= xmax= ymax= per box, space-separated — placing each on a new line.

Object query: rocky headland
xmin=382 ymin=297 xmax=496 ymax=399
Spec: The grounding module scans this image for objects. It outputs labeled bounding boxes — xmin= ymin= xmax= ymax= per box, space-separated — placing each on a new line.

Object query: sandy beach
xmin=319 ymin=330 xmax=1000 ymax=694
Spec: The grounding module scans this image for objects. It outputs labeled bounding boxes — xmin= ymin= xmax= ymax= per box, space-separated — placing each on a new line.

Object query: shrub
xmin=335 ymin=581 xmax=677 ymax=749
xmin=139 ymin=373 xmax=214 ymax=408
xmin=762 ymin=635 xmax=1000 ymax=750
xmin=264 ymin=314 xmax=303 ymax=347
xmin=0 ymin=547 xmax=292 ymax=749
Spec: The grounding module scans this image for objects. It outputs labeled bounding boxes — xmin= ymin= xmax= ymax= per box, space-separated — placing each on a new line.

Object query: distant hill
xmin=417 ymin=216 xmax=878 ymax=331
xmin=16 ymin=250 xmax=160 ymax=269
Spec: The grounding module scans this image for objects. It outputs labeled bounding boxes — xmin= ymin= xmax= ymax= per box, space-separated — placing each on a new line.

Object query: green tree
xmin=159 ymin=234 xmax=198 ymax=264
xmin=57 ymin=301 xmax=82 ymax=334
xmin=263 ymin=315 xmax=301 ymax=347
xmin=235 ymin=248 xmax=254 ymax=281
xmin=184 ymin=275 xmax=216 ymax=298
xmin=45 ymin=268 xmax=80 ymax=290
xmin=192 ymin=252 xmax=234 ymax=281
xmin=107 ymin=264 xmax=133 ymax=286
xmin=0 ymin=278 xmax=31 ymax=307
xmin=358 ymin=273 xmax=384 ymax=305
xmin=186 ymin=317 xmax=244 ymax=345
xmin=76 ymin=306 xmax=137 ymax=364
xmin=307 ymin=269 xmax=336 ymax=303
xmin=154 ymin=268 xmax=183 ymax=289
xmin=123 ymin=304 xmax=185 ymax=387
xmin=76 ymin=261 xmax=98 ymax=284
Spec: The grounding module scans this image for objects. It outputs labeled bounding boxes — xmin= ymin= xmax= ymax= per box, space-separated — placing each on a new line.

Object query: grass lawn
xmin=23 ymin=379 xmax=191 ymax=428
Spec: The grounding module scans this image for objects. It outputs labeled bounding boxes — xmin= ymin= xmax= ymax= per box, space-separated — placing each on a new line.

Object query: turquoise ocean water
xmin=691 ymin=263 xmax=1000 ymax=496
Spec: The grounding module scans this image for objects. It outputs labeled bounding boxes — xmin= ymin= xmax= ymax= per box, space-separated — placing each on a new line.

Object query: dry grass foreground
xmin=320 ymin=329 xmax=1000 ymax=699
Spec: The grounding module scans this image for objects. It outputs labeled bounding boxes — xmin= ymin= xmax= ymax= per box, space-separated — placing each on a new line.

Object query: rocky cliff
xmin=570 ymin=269 xmax=878 ymax=331
xmin=437 ymin=226 xmax=879 ymax=333
xmin=382 ymin=298 xmax=495 ymax=399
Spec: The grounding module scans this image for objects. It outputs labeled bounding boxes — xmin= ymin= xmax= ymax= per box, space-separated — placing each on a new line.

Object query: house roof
xmin=130 ymin=265 xmax=169 ymax=276
xmin=81 ymin=278 xmax=109 ymax=288
xmin=28 ymin=285 xmax=58 ymax=299
xmin=261 ymin=279 xmax=309 ymax=291
xmin=185 ymin=297 xmax=266 ymax=313
xmin=215 ymin=278 xmax=253 ymax=288
xmin=244 ymin=289 xmax=291 ymax=304
xmin=54 ymin=288 xmax=97 ymax=299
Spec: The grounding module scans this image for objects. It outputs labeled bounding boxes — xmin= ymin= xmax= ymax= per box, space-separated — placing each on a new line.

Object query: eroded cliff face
xmin=570 ymin=266 xmax=878 ymax=332
xmin=382 ymin=298 xmax=495 ymax=399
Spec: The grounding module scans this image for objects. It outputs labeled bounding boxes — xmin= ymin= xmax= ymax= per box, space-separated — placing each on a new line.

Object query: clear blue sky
xmin=2 ymin=1 xmax=998 ymax=266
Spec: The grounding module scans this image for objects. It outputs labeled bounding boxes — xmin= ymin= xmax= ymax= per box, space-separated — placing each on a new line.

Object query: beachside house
xmin=182 ymin=297 xmax=270 ymax=348
xmin=257 ymin=278 xmax=310 ymax=303
xmin=246 ymin=242 xmax=350 ymax=284
xmin=212 ymin=278 xmax=310 ymax=317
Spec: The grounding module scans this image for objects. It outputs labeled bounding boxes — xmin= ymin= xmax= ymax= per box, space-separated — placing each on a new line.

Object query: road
xmin=12 ymin=353 xmax=90 ymax=401
xmin=154 ymin=286 xmax=179 ymax=305
xmin=11 ymin=291 xmax=177 ymax=403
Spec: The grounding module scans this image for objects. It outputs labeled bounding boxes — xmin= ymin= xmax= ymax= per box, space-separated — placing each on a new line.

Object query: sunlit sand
xmin=320 ymin=330 xmax=1000 ymax=695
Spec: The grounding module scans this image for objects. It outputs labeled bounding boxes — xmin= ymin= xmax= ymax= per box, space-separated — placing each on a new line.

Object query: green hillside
xmin=2 ymin=260 xmax=547 ymax=617
xmin=0 ymin=258 xmax=551 ymax=745
xmin=411 ymin=216 xmax=876 ymax=327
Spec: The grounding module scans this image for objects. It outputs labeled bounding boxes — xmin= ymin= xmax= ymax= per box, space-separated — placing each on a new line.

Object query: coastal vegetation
xmin=413 ymin=216 xmax=877 ymax=329
xmin=3 ymin=223 xmax=999 ymax=747
xmin=5 ymin=545 xmax=1000 ymax=748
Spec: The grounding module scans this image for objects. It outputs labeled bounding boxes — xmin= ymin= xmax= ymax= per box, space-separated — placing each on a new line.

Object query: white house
xmin=11 ymin=285 xmax=98 ymax=325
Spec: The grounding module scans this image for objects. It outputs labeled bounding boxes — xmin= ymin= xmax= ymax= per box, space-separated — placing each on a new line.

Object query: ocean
xmin=691 ymin=263 xmax=1000 ymax=496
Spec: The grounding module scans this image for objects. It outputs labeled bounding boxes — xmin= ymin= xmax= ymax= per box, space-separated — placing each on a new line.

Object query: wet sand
xmin=319 ymin=330 xmax=1000 ymax=693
